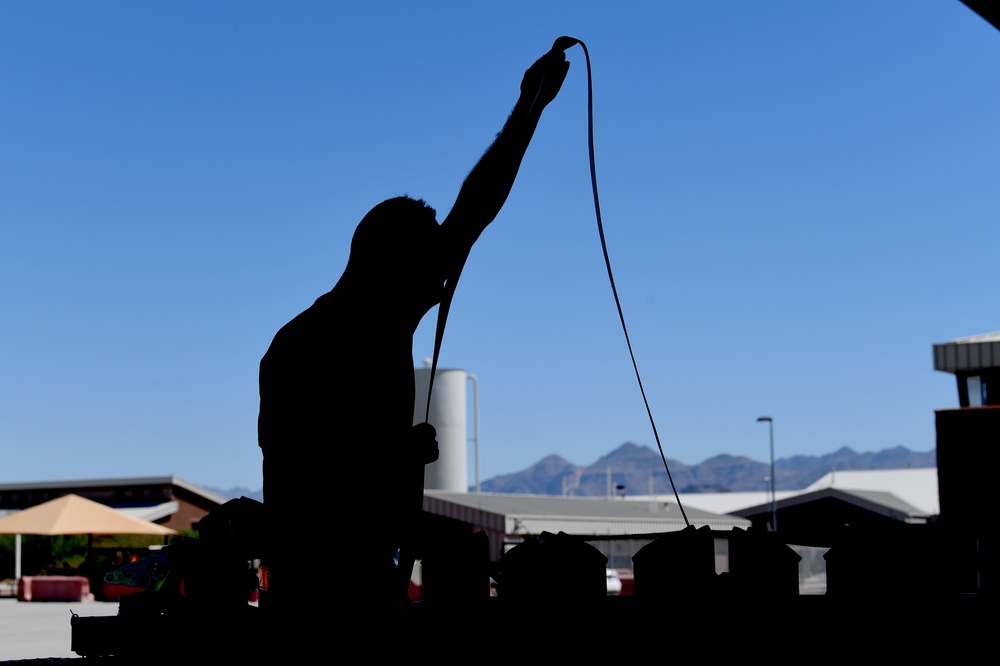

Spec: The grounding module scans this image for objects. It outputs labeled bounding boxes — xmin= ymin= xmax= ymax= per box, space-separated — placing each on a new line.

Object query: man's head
xmin=345 ymin=196 xmax=447 ymax=317
xmin=350 ymin=196 xmax=439 ymax=258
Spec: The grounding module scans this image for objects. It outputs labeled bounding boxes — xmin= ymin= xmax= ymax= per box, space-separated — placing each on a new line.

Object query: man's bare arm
xmin=440 ymin=45 xmax=570 ymax=260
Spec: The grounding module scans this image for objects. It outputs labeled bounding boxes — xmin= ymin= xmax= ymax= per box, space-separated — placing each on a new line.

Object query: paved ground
xmin=0 ymin=597 xmax=120 ymax=662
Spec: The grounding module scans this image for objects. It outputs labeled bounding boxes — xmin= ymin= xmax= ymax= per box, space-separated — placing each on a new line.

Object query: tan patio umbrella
xmin=0 ymin=493 xmax=177 ymax=580
xmin=0 ymin=494 xmax=178 ymax=536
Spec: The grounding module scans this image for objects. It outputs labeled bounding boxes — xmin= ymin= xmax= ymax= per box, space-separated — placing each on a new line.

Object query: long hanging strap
xmin=575 ymin=39 xmax=688 ymax=526
xmin=423 ymin=39 xmax=688 ymax=526
xmin=423 ymin=246 xmax=469 ymax=422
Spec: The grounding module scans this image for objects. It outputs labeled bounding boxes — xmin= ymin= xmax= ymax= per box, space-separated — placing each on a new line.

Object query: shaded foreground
xmin=68 ymin=522 xmax=993 ymax=662
xmin=11 ymin=497 xmax=994 ymax=662
xmin=61 ymin=592 xmax=988 ymax=661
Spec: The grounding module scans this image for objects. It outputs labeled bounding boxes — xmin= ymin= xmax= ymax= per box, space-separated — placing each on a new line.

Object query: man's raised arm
xmin=440 ymin=44 xmax=570 ymax=257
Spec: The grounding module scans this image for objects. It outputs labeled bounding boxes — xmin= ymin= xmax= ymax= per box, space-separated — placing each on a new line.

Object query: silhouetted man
xmin=257 ymin=42 xmax=569 ymax=645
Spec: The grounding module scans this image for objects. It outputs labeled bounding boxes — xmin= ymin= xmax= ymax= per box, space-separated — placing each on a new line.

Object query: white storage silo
xmin=413 ymin=364 xmax=473 ymax=492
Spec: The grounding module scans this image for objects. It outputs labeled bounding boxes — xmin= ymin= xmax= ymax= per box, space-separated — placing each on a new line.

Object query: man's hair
xmin=350 ymin=196 xmax=439 ymax=264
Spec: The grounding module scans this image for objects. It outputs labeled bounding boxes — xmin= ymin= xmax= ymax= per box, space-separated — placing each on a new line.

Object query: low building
xmin=0 ymin=476 xmax=227 ymax=533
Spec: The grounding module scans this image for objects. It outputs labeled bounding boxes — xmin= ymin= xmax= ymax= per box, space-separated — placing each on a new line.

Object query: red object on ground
xmin=18 ymin=575 xmax=95 ymax=602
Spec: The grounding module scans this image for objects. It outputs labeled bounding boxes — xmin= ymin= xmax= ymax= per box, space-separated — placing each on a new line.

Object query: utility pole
xmin=757 ymin=416 xmax=777 ymax=532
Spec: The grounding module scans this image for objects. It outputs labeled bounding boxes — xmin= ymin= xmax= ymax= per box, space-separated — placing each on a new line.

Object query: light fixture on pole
xmin=756 ymin=416 xmax=777 ymax=532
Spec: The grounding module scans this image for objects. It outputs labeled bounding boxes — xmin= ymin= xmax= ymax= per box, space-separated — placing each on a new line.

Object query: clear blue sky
xmin=3 ymin=2 xmax=998 ymax=493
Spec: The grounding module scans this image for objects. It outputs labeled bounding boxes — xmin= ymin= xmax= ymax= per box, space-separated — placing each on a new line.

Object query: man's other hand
xmin=411 ymin=421 xmax=439 ymax=464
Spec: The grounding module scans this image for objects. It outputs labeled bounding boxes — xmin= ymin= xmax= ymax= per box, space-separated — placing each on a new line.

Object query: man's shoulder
xmin=275 ymin=293 xmax=341 ymax=332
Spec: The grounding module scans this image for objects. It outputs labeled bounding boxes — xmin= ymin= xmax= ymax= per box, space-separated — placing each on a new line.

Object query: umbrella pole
xmin=14 ymin=534 xmax=21 ymax=580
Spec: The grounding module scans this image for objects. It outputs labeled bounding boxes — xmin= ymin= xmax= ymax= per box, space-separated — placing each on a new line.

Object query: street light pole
xmin=757 ymin=416 xmax=777 ymax=532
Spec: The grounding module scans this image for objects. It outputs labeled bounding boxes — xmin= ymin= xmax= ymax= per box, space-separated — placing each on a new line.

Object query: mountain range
xmin=209 ymin=443 xmax=936 ymax=501
xmin=475 ymin=442 xmax=936 ymax=496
